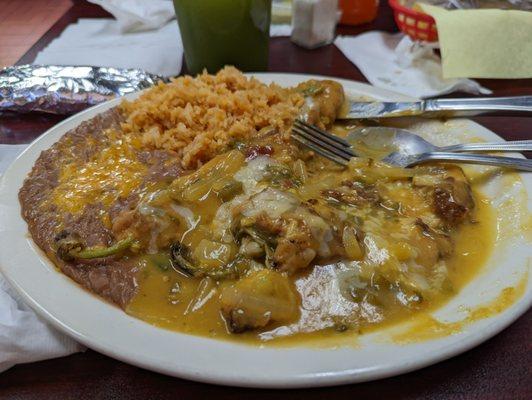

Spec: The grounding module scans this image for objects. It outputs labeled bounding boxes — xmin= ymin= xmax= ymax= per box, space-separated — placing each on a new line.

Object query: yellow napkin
xmin=272 ymin=0 xmax=292 ymax=24
xmin=419 ymin=4 xmax=532 ymax=79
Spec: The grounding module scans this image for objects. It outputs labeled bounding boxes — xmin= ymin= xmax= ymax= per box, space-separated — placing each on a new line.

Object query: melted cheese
xmin=127 ymin=189 xmax=503 ymax=346
xmin=47 ymin=129 xmax=513 ymax=346
xmin=51 ymin=136 xmax=147 ymax=214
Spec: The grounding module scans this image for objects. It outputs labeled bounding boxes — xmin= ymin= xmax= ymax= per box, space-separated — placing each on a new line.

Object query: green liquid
xmin=173 ymin=0 xmax=272 ymax=75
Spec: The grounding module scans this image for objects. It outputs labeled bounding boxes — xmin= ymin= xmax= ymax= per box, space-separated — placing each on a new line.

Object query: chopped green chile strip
xmin=170 ymin=242 xmax=240 ymax=280
xmin=170 ymin=242 xmax=196 ymax=277
xmin=214 ymin=179 xmax=243 ymax=202
xmin=70 ymin=237 xmax=135 ymax=259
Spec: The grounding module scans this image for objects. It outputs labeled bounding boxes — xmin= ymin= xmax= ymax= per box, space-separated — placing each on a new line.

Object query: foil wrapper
xmin=0 ymin=65 xmax=165 ymax=115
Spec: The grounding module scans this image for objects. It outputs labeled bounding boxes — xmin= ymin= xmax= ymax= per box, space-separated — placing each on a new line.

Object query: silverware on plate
xmin=343 ymin=96 xmax=532 ymax=119
xmin=291 ymin=119 xmax=532 ymax=171
xmin=347 ymin=126 xmax=532 ymax=166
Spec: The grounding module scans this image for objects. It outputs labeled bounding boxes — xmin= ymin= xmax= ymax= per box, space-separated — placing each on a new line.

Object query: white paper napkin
xmin=271 ymin=24 xmax=292 ymax=37
xmin=88 ymin=0 xmax=176 ymax=33
xmin=0 ymin=277 xmax=84 ymax=373
xmin=0 ymin=144 xmax=84 ymax=373
xmin=0 ymin=145 xmax=26 ymax=175
xmin=334 ymin=31 xmax=492 ymax=98
xmin=34 ymin=19 xmax=183 ymax=77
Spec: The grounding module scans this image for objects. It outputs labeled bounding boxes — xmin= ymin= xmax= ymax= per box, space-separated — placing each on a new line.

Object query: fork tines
xmin=291 ymin=119 xmax=356 ymax=166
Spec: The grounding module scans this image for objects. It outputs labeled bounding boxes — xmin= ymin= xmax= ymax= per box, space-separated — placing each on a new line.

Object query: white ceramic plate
xmin=0 ymin=74 xmax=530 ymax=388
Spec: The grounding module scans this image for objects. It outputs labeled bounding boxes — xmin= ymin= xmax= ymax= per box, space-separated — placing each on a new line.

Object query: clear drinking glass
xmin=173 ymin=0 xmax=272 ymax=75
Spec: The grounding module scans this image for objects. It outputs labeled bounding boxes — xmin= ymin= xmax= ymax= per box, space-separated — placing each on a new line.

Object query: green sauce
xmin=173 ymin=0 xmax=271 ymax=74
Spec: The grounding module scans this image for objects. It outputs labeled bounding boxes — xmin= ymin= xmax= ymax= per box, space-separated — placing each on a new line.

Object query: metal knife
xmin=342 ymin=96 xmax=532 ymax=119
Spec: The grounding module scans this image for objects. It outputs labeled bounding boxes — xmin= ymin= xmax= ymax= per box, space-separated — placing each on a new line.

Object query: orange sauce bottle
xmin=338 ymin=0 xmax=379 ymax=25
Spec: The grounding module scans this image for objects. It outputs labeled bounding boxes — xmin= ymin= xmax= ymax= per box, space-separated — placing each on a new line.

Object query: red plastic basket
xmin=389 ymin=0 xmax=438 ymax=42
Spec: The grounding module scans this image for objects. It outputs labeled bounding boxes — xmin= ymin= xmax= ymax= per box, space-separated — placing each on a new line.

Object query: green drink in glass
xmin=173 ymin=0 xmax=272 ymax=75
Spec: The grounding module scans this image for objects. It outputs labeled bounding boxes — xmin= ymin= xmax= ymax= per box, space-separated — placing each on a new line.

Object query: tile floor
xmin=0 ymin=0 xmax=72 ymax=67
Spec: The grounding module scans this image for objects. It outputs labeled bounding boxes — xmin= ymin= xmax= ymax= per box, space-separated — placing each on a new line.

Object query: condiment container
xmin=291 ymin=0 xmax=339 ymax=49
xmin=339 ymin=0 xmax=379 ymax=25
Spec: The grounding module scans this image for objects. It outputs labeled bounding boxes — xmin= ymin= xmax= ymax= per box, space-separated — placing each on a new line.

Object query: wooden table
xmin=1 ymin=1 xmax=530 ymax=399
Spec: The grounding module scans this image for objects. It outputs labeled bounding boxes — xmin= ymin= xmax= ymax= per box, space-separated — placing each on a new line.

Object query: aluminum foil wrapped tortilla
xmin=0 ymin=65 xmax=165 ymax=115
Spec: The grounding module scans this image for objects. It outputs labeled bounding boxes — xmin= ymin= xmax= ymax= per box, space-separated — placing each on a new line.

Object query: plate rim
xmin=0 ymin=73 xmax=530 ymax=388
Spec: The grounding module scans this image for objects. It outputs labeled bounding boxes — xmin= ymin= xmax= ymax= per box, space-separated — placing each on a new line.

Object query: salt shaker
xmin=291 ymin=0 xmax=339 ymax=49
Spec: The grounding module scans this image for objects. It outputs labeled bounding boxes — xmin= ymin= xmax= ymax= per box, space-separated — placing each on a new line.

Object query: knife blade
xmin=341 ymin=96 xmax=532 ymax=119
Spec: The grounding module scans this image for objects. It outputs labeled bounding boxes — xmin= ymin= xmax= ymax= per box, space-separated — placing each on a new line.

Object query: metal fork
xmin=291 ymin=120 xmax=532 ymax=171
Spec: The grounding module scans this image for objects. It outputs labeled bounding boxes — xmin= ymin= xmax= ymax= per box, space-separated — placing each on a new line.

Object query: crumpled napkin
xmin=0 ymin=144 xmax=84 ymax=373
xmin=34 ymin=19 xmax=183 ymax=77
xmin=0 ymin=276 xmax=84 ymax=373
xmin=88 ymin=0 xmax=175 ymax=33
xmin=334 ymin=31 xmax=492 ymax=98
